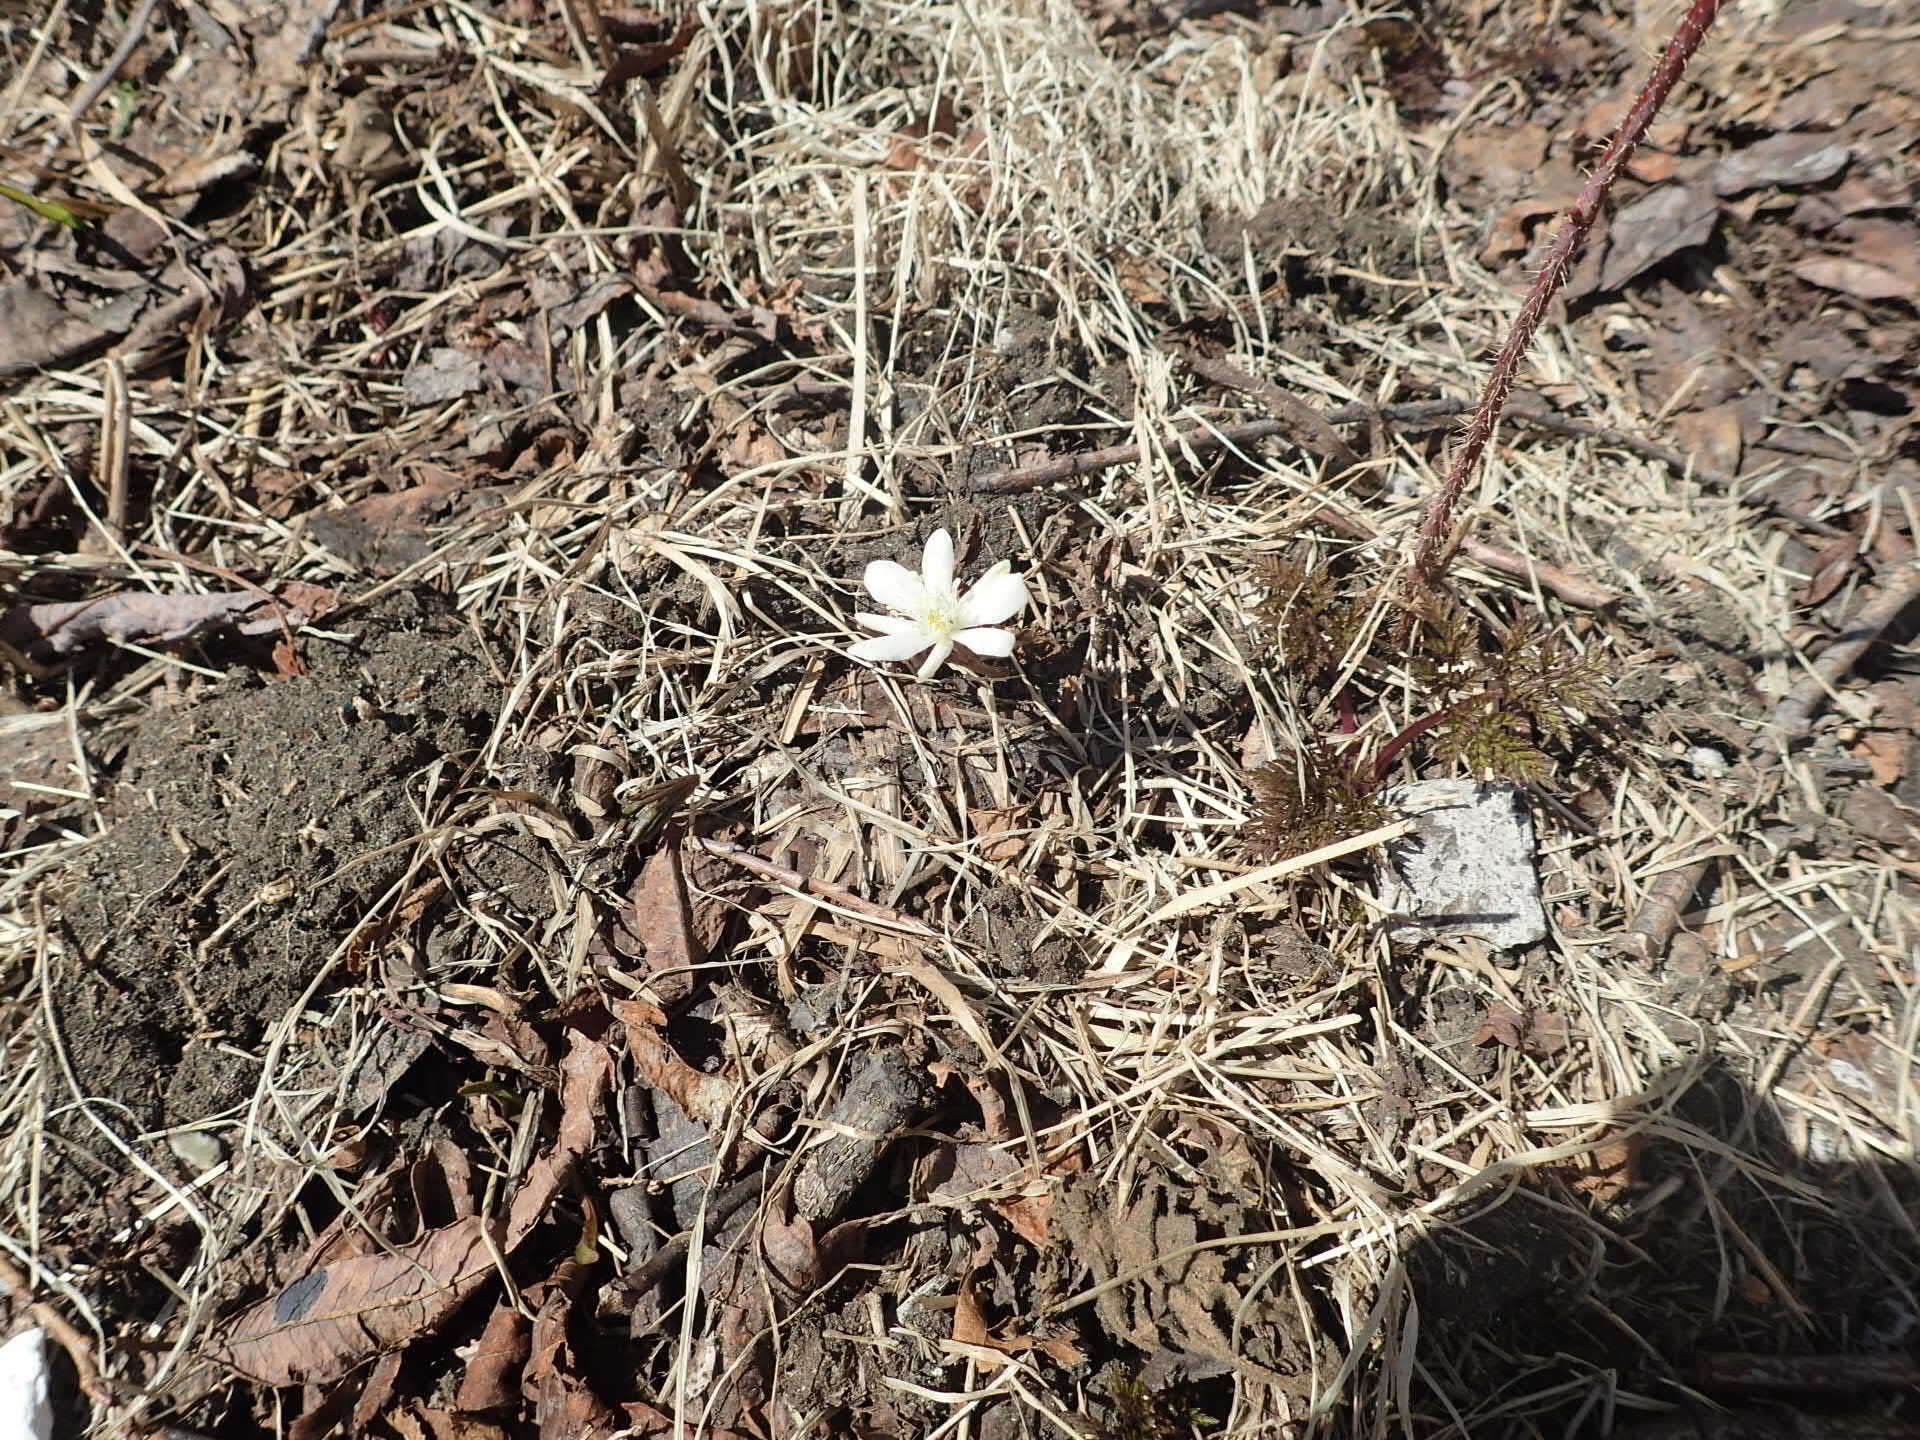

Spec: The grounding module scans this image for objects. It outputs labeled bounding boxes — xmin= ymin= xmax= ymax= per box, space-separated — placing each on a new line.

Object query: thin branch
xmin=1408 ymin=0 xmax=1726 ymax=593
xmin=962 ymin=399 xmax=1469 ymax=494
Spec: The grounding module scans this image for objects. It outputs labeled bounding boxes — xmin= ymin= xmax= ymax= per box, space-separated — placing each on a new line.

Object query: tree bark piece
xmin=792 ymin=1050 xmax=932 ymax=1221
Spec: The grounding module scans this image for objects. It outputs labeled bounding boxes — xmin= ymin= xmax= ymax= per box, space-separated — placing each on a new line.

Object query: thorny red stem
xmin=1363 ymin=705 xmax=1454 ymax=792
xmin=1407 ymin=0 xmax=1724 ymax=594
xmin=1354 ymin=687 xmax=1499 ymax=793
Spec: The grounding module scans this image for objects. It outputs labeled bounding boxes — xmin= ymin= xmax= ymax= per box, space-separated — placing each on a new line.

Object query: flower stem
xmin=1405 ymin=0 xmax=1725 ymax=598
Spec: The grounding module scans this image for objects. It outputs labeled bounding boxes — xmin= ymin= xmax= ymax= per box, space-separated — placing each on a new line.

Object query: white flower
xmin=848 ymin=528 xmax=1029 ymax=679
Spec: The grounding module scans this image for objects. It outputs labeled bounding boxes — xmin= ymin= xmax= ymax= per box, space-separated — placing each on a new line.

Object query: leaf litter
xmin=1 ymin=0 xmax=1918 ymax=1436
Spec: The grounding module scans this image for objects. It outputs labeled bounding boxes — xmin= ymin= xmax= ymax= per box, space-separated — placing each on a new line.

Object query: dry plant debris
xmin=1 ymin=0 xmax=1917 ymax=1436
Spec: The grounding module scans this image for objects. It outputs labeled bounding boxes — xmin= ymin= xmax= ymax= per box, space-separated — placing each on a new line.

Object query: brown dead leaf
xmin=556 ymin=1030 xmax=614 ymax=1163
xmin=1793 ymin=255 xmax=1919 ymax=301
xmin=348 ymin=1350 xmax=407 ymax=1434
xmin=1482 ymin=196 xmax=1563 ymax=266
xmin=968 ymin=805 xmax=1031 ymax=863
xmin=633 ymin=281 xmax=779 ymax=340
xmin=1854 ymin=731 xmax=1908 ymax=788
xmin=208 ymin=1216 xmax=503 ymax=1386
xmin=1711 ymin=132 xmax=1850 ymax=196
xmin=391 ymin=1408 xmax=514 ymax=1440
xmin=612 ymin=999 xmax=738 ymax=1128
xmin=154 ymin=148 xmax=260 ymax=197
xmin=1625 ymin=149 xmax=1680 ymax=183
xmin=1669 ymin=405 xmax=1744 ymax=478
xmin=307 ymin=474 xmax=503 ymax=576
xmin=1593 ymin=184 xmax=1719 ymax=294
xmin=950 ymin=1271 xmax=1081 ymax=1368
xmin=454 ymin=1303 xmax=530 ymax=1412
xmin=525 ymin=1259 xmax=616 ymax=1438
xmin=0 ymin=584 xmax=334 ymax=665
xmin=0 ymin=244 xmax=249 ymax=379
xmin=597 ymin=15 xmax=700 ymax=98
xmin=952 ymin=1271 xmax=994 ymax=1349
xmin=497 ymin=1030 xmax=616 ymax=1250
xmin=1471 ymin=1001 xmax=1569 ymax=1057
xmin=403 ymin=347 xmax=490 ymax=405
xmin=627 ymin=838 xmax=705 ymax=1006
xmin=995 ymin=1189 xmax=1057 ymax=1249
xmin=0 ymin=278 xmax=144 ymax=378
xmin=1113 ymin=251 xmax=1170 ymax=305
xmin=1456 ymin=122 xmax=1549 ymax=195
xmin=1797 ymin=533 xmax=1862 ymax=608
xmin=1554 ymin=1132 xmax=1642 ymax=1207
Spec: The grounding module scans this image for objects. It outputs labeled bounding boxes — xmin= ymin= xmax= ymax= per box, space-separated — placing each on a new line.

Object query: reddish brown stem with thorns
xmin=1407 ymin=0 xmax=1724 ymax=596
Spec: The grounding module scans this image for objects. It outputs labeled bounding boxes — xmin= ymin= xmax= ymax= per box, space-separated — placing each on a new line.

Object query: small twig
xmin=1766 ymin=561 xmax=1920 ymax=749
xmin=963 ymin=399 xmax=1469 ymax=494
xmin=1457 ymin=536 xmax=1622 ymax=610
xmin=1696 ymin=1351 xmax=1920 ymax=1393
xmin=0 ymin=1250 xmax=114 ymax=1411
xmin=63 ymin=0 xmax=163 ymax=129
xmin=1620 ymin=855 xmax=1715 ymax=962
xmin=1622 ymin=561 xmax=1919 ymax=958
xmin=1180 ymin=353 xmax=1363 ymax=475
xmin=691 ymin=836 xmax=930 ymax=932
xmin=611 ymin=1166 xmax=770 ymax=1310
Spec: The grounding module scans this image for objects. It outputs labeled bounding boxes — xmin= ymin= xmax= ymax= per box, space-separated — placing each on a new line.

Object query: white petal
xmin=921 ymin=529 xmax=956 ymax=598
xmin=916 ymin=636 xmax=955 ymax=679
xmin=957 ymin=569 xmax=1029 ymax=627
xmin=955 ymin=626 xmax=1015 ymax=658
xmin=854 ymin=613 xmax=923 ymax=637
xmin=863 ymin=559 xmax=928 ymax=615
xmin=0 ymin=1328 xmax=52 ymax=1440
xmin=850 ymin=631 xmax=932 ymax=663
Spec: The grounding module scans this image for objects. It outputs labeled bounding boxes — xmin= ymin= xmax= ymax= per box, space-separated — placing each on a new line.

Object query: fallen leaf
xmin=1711 ymin=133 xmax=1850 ymax=195
xmin=627 ymin=839 xmax=705 ymax=1006
xmin=1482 ymin=196 xmax=1563 ymax=266
xmin=1796 ymin=533 xmax=1861 ymax=608
xmin=347 ymin=1350 xmax=406 ymax=1434
xmin=1669 ymin=405 xmax=1744 ymax=478
xmin=0 ymin=278 xmax=145 ymax=378
xmin=1846 ymin=219 xmax=1920 ymax=283
xmin=1553 ymin=1132 xmax=1642 ymax=1206
xmin=306 ymin=474 xmax=504 ymax=576
xmin=1594 ymin=184 xmax=1719 ymax=294
xmin=1793 ymin=255 xmax=1918 ymax=300
xmin=1853 ymin=731 xmax=1907 ymax=788
xmin=968 ymin=805 xmax=1031 ymax=864
xmin=1625 ymin=149 xmax=1679 ymax=183
xmin=950 ymin=1271 xmax=1081 ymax=1367
xmin=0 ymin=585 xmax=334 ymax=664
xmin=453 ymin=1304 xmax=529 ymax=1413
xmin=952 ymin=1272 xmax=994 ymax=1349
xmin=154 ymin=149 xmax=260 ymax=197
xmin=0 ymin=244 xmax=250 ymax=379
xmin=1113 ymin=251 xmax=1170 ymax=305
xmin=612 ymin=1000 xmax=738 ymax=1128
xmin=403 ymin=347 xmax=490 ymax=405
xmin=1471 ymin=1001 xmax=1569 ymax=1056
xmin=391 ymin=1407 xmax=514 ymax=1440
xmin=525 ymin=1259 xmax=616 ymax=1438
xmin=995 ymin=1189 xmax=1057 ymax=1249
xmin=208 ymin=1217 xmax=503 ymax=1386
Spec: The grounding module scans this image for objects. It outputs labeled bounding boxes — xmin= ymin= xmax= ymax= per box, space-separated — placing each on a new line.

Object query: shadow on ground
xmin=1374 ymin=1060 xmax=1920 ymax=1439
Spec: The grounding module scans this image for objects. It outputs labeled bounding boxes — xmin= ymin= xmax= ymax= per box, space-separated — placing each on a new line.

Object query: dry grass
xmin=1 ymin=0 xmax=1916 ymax=1434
